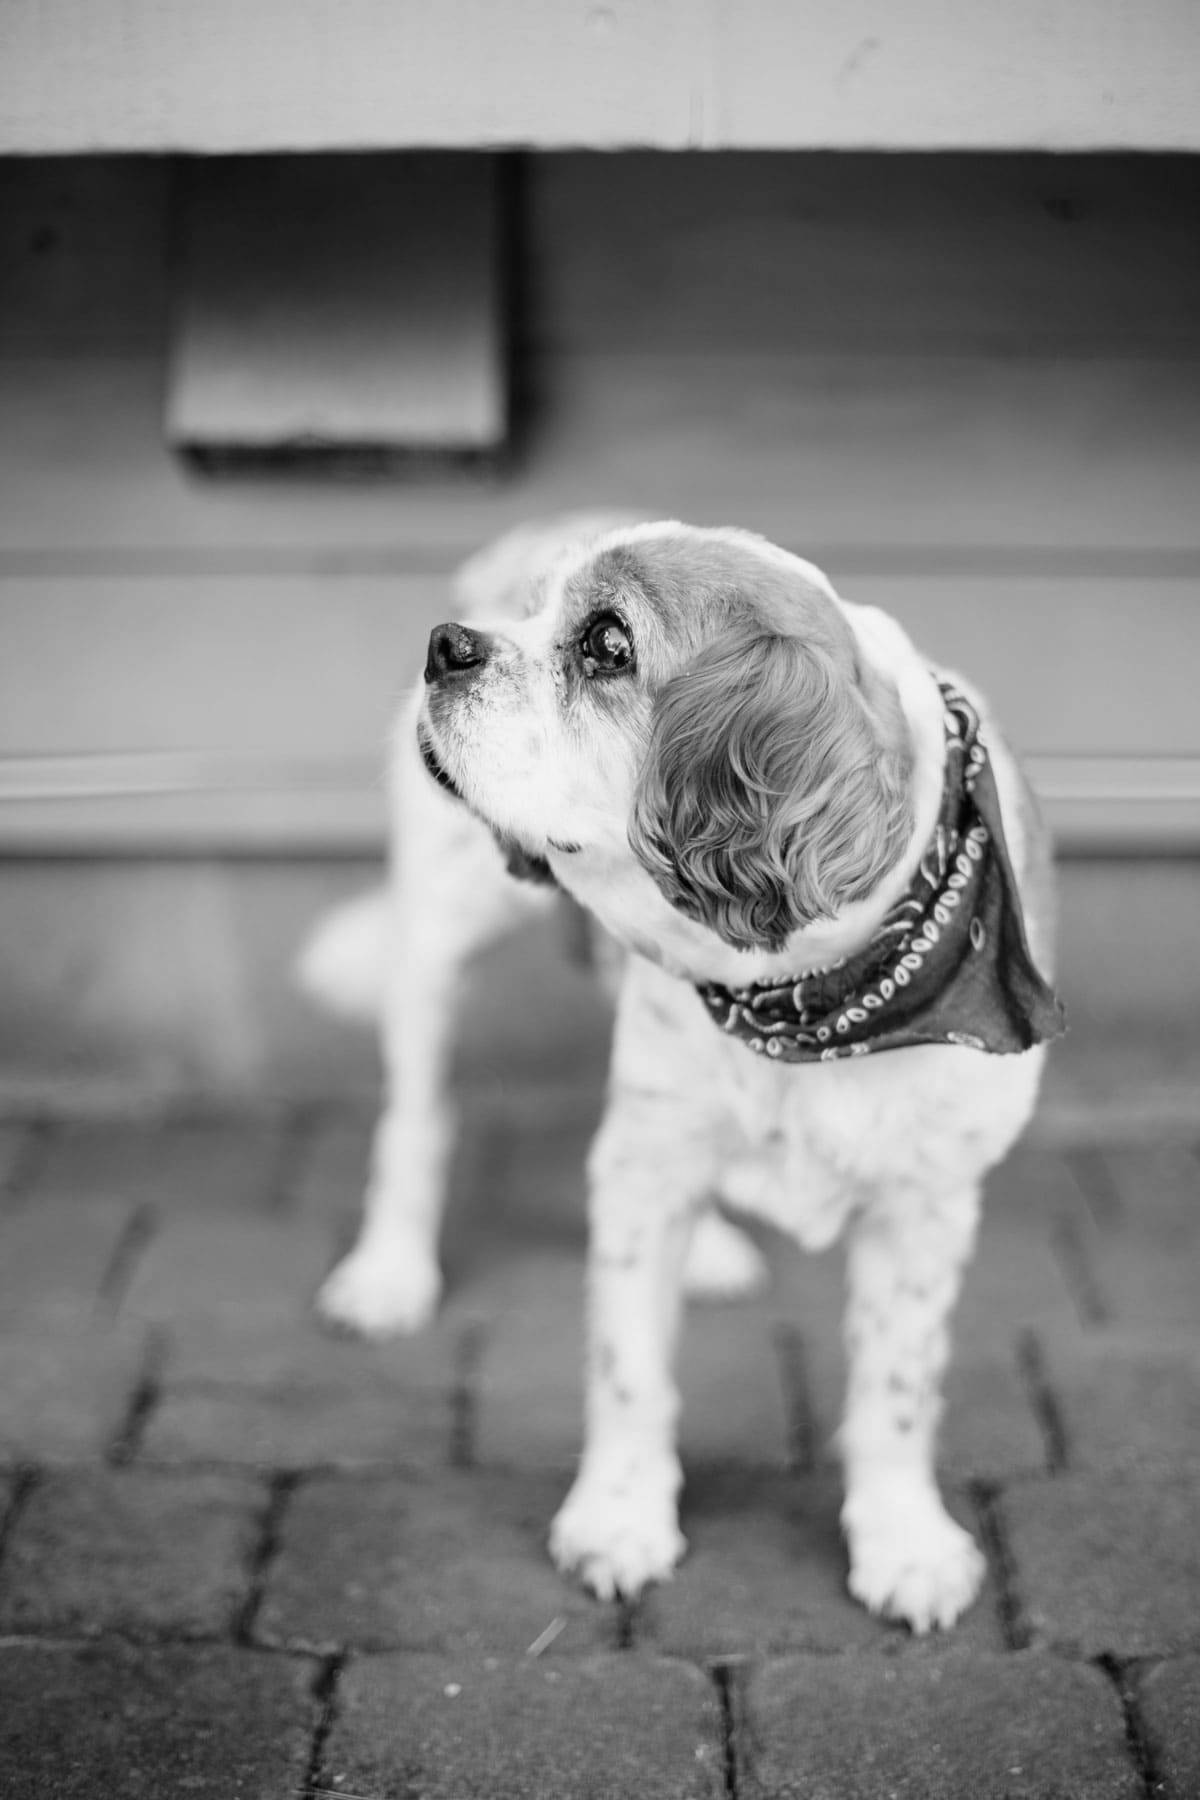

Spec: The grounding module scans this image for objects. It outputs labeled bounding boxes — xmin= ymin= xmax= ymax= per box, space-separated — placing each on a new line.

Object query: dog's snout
xmin=425 ymin=622 xmax=491 ymax=685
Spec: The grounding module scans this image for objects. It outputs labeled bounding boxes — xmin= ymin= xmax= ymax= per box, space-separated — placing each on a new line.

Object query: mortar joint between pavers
xmin=1065 ymin=1147 xmax=1126 ymax=1232
xmin=235 ymin=1469 xmax=302 ymax=1646
xmin=1049 ymin=1193 xmax=1113 ymax=1328
xmin=0 ymin=1619 xmax=341 ymax=1664
xmin=299 ymin=1649 xmax=348 ymax=1800
xmin=1094 ymin=1652 xmax=1166 ymax=1800
xmin=106 ymin=1326 xmax=171 ymax=1466
xmin=0 ymin=1464 xmax=42 ymax=1583
xmin=615 ymin=1595 xmax=642 ymax=1650
xmin=1014 ymin=1327 xmax=1070 ymax=1474
xmin=969 ymin=1477 xmax=1031 ymax=1652
xmin=95 ymin=1200 xmax=160 ymax=1321
xmin=707 ymin=1657 xmax=749 ymax=1800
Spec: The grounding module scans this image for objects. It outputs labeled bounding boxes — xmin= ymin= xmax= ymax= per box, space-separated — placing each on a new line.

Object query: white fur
xmin=302 ymin=516 xmax=1053 ymax=1632
xmin=298 ymin=888 xmax=390 ymax=1024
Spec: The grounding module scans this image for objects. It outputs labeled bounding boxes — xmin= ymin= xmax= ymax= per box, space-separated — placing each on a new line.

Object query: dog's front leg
xmin=840 ymin=1179 xmax=986 ymax=1634
xmin=550 ymin=1097 xmax=709 ymax=1601
xmin=317 ymin=714 xmax=556 ymax=1337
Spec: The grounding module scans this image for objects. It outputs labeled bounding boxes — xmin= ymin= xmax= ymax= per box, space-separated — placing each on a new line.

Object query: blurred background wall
xmin=0 ymin=3 xmax=1197 ymax=1106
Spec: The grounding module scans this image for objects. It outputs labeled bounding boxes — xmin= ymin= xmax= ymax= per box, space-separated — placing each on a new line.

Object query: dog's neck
xmin=548 ymin=609 xmax=948 ymax=989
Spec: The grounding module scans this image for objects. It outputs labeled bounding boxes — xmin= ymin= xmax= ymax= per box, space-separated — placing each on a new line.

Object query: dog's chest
xmin=614 ymin=950 xmax=1042 ymax=1250
xmin=713 ymin=1050 xmax=894 ymax=1247
xmin=711 ymin=1037 xmax=1026 ymax=1251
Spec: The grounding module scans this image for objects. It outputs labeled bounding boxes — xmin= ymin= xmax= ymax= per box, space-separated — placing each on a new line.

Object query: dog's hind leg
xmin=316 ymin=701 xmax=558 ymax=1337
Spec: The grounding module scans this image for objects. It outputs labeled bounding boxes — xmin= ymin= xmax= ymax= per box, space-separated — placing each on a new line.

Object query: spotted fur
xmin=301 ymin=516 xmax=1056 ymax=1634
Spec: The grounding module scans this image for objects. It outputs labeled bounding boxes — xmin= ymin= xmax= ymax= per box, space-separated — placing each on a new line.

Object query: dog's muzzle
xmin=416 ymin=723 xmax=462 ymax=799
xmin=424 ymin=622 xmax=492 ymax=686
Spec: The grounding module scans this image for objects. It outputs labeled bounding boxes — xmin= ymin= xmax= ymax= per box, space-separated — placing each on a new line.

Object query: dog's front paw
xmin=316 ymin=1238 xmax=442 ymax=1338
xmin=550 ymin=1463 xmax=686 ymax=1601
xmin=842 ymin=1482 xmax=985 ymax=1635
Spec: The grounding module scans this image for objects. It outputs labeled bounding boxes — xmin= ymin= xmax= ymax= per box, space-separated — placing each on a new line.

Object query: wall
xmin=2 ymin=152 xmax=1198 ymax=852
xmin=3 ymin=1 xmax=1197 ymax=152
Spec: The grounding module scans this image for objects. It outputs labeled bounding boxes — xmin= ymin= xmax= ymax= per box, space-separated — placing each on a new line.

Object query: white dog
xmin=302 ymin=515 xmax=1064 ymax=1634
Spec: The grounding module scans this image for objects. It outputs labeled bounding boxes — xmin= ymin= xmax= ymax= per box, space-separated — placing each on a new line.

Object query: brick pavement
xmin=0 ymin=1104 xmax=1197 ymax=1798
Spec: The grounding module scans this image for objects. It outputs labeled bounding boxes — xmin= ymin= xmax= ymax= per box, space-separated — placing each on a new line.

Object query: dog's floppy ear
xmin=628 ymin=626 xmax=914 ymax=952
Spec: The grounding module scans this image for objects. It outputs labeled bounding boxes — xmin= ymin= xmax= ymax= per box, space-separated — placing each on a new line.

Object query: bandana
xmin=696 ymin=681 xmax=1066 ymax=1063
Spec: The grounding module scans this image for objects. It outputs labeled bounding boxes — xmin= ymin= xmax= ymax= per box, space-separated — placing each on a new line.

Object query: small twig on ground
xmin=525 ymin=1614 xmax=568 ymax=1657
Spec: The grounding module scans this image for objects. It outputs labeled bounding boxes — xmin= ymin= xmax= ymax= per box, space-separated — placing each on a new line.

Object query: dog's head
xmin=420 ymin=523 xmax=915 ymax=954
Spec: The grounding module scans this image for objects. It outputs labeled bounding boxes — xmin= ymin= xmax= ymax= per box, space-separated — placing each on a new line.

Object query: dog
xmin=302 ymin=515 xmax=1064 ymax=1634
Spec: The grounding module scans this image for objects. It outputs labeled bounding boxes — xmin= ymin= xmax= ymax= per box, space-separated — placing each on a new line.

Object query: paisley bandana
xmin=696 ymin=681 xmax=1066 ymax=1063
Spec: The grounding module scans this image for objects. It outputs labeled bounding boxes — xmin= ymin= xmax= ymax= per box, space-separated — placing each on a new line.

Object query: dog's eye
xmin=580 ymin=613 xmax=634 ymax=677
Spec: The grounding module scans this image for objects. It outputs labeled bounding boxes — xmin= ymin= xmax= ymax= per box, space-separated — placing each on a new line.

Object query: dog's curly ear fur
xmin=628 ymin=628 xmax=915 ymax=952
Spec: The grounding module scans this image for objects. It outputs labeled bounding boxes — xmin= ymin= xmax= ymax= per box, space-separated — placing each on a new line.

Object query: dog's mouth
xmin=417 ymin=723 xmax=463 ymax=801
xmin=417 ymin=719 xmax=559 ymax=883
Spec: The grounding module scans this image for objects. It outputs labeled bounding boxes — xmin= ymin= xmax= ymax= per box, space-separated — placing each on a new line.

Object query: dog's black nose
xmin=425 ymin=622 xmax=490 ymax=685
